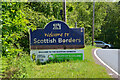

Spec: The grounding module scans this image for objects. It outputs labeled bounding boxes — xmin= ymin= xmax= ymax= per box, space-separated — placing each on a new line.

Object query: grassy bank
xmin=1 ymin=46 xmax=112 ymax=78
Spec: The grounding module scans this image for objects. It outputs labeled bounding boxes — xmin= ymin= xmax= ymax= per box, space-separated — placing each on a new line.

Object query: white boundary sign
xmin=30 ymin=49 xmax=84 ymax=63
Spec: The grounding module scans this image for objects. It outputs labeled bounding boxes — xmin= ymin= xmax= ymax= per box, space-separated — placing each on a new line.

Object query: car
xmin=94 ymin=41 xmax=113 ymax=49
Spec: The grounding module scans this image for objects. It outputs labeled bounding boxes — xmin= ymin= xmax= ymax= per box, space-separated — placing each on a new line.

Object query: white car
xmin=94 ymin=41 xmax=113 ymax=49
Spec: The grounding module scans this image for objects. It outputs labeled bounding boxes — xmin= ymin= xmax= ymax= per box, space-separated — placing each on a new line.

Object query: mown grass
xmin=25 ymin=46 xmax=111 ymax=78
xmin=1 ymin=46 xmax=112 ymax=78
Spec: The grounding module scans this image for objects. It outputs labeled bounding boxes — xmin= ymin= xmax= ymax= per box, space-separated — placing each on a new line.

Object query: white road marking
xmin=94 ymin=49 xmax=120 ymax=76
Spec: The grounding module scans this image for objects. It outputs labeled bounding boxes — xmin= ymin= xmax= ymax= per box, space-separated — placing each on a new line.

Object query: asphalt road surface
xmin=96 ymin=49 xmax=120 ymax=75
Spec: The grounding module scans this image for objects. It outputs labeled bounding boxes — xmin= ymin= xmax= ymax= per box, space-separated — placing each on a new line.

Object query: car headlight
xmin=109 ymin=45 xmax=111 ymax=47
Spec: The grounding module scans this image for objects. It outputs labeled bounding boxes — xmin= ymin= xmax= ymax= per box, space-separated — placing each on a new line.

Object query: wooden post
xmin=92 ymin=0 xmax=95 ymax=46
xmin=63 ymin=0 xmax=66 ymax=22
xmin=75 ymin=22 xmax=77 ymax=28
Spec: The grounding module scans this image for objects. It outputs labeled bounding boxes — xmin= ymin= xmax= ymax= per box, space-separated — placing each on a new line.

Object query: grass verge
xmin=2 ymin=46 xmax=112 ymax=78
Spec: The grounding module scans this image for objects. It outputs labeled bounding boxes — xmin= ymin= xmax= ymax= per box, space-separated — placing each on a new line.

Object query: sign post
xmin=30 ymin=20 xmax=85 ymax=63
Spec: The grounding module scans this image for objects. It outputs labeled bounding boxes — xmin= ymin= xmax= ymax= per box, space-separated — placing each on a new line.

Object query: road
xmin=96 ymin=49 xmax=120 ymax=75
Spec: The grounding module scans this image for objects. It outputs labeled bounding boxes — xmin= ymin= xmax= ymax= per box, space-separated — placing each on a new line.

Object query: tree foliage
xmin=2 ymin=2 xmax=120 ymax=57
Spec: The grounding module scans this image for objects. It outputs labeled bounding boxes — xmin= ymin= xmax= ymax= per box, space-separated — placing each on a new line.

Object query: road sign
xmin=30 ymin=20 xmax=84 ymax=49
xmin=30 ymin=50 xmax=84 ymax=63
